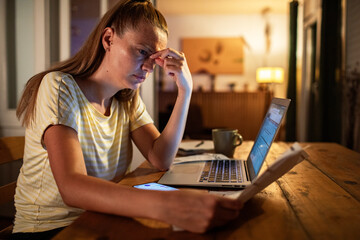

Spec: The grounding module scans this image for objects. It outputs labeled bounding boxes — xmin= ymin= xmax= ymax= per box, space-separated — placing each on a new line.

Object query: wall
xmin=343 ymin=0 xmax=360 ymax=152
xmin=0 ymin=0 xmax=34 ymax=137
xmin=161 ymin=13 xmax=289 ymax=98
xmin=15 ymin=0 xmax=35 ymax=105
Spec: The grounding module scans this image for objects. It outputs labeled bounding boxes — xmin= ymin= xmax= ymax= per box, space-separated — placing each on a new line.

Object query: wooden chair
xmin=0 ymin=136 xmax=25 ymax=238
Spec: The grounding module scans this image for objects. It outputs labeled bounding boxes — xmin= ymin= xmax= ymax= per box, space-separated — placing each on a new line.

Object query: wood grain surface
xmin=54 ymin=142 xmax=360 ymax=240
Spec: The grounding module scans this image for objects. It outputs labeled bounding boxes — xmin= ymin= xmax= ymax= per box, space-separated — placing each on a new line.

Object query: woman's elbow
xmin=147 ymin=153 xmax=174 ymax=172
xmin=153 ymin=161 xmax=171 ymax=172
xmin=158 ymin=165 xmax=170 ymax=172
xmin=56 ymin=179 xmax=84 ymax=208
xmin=58 ymin=187 xmax=78 ymax=207
xmin=148 ymin=155 xmax=171 ymax=171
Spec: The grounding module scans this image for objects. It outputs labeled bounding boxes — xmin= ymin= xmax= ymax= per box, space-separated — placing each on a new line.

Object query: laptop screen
xmin=248 ymin=101 xmax=288 ymax=175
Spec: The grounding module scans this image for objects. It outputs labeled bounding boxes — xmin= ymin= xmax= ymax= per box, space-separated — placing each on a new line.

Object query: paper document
xmin=235 ymin=142 xmax=308 ymax=203
xmin=172 ymin=143 xmax=308 ymax=231
xmin=179 ymin=140 xmax=214 ymax=150
xmin=208 ymin=143 xmax=309 ymax=202
xmin=177 ymin=140 xmax=214 ymax=156
xmin=173 ymin=153 xmax=229 ymax=165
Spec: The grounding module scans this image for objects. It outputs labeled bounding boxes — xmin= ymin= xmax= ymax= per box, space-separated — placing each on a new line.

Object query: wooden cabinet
xmin=158 ymin=91 xmax=273 ymax=140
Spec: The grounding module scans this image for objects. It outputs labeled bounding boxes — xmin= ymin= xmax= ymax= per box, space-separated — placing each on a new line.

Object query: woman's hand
xmin=158 ymin=189 xmax=243 ymax=233
xmin=135 ymin=48 xmax=193 ymax=170
xmin=150 ymin=48 xmax=193 ymax=94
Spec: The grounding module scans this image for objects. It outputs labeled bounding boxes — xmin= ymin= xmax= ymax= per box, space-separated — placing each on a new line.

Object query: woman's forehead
xmin=119 ymin=21 xmax=167 ymax=50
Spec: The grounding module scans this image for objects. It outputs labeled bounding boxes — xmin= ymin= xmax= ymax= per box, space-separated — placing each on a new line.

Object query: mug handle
xmin=233 ymin=133 xmax=243 ymax=147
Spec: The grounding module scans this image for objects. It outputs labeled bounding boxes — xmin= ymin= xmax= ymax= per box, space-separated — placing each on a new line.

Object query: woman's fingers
xmin=152 ymin=49 xmax=185 ymax=76
xmin=151 ymin=49 xmax=184 ymax=73
xmin=163 ymin=57 xmax=183 ymax=68
xmin=218 ymin=196 xmax=244 ymax=210
xmin=150 ymin=48 xmax=184 ymax=61
xmin=162 ymin=190 xmax=242 ymax=233
xmin=154 ymin=57 xmax=165 ymax=68
xmin=150 ymin=47 xmax=193 ymax=93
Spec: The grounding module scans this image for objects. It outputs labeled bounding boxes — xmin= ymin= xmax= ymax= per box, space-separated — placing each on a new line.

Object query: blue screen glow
xmin=249 ymin=103 xmax=286 ymax=175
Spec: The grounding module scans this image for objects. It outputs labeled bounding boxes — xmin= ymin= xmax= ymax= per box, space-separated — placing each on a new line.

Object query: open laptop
xmin=158 ymin=98 xmax=291 ymax=188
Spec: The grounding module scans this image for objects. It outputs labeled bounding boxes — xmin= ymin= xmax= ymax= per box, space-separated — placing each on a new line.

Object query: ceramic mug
xmin=212 ymin=129 xmax=243 ymax=157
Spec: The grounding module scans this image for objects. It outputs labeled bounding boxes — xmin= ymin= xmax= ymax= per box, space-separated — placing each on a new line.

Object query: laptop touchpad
xmin=170 ymin=163 xmax=203 ymax=174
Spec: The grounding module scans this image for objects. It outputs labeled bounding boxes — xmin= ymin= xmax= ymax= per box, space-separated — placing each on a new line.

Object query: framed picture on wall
xmin=182 ymin=37 xmax=244 ymax=74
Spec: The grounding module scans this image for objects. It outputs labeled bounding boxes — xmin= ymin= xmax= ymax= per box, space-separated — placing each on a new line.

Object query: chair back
xmin=0 ymin=136 xmax=24 ymax=238
xmin=0 ymin=136 xmax=25 ymax=205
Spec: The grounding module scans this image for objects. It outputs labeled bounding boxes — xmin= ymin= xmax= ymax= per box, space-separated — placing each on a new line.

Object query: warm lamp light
xmin=256 ymin=67 xmax=284 ymax=91
xmin=256 ymin=67 xmax=284 ymax=84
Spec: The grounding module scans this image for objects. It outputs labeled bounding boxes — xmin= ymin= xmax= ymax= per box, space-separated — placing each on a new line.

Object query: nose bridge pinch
xmin=142 ymin=57 xmax=155 ymax=72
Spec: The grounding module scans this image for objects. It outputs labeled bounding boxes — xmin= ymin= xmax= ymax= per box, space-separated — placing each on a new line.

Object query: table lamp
xmin=256 ymin=67 xmax=284 ymax=91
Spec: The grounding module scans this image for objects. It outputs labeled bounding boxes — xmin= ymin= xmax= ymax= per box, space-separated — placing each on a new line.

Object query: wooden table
xmin=53 ymin=142 xmax=360 ymax=240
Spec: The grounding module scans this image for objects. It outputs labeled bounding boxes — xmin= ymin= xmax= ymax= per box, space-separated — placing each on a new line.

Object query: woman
xmin=13 ymin=0 xmax=242 ymax=238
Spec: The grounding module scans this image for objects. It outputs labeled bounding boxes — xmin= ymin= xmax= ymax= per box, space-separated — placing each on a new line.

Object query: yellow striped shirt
xmin=13 ymin=71 xmax=153 ymax=233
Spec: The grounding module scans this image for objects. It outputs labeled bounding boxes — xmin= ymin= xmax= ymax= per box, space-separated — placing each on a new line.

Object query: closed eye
xmin=139 ymin=49 xmax=148 ymax=56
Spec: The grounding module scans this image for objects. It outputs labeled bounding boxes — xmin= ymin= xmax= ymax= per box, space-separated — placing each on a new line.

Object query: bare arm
xmin=44 ymin=124 xmax=242 ymax=233
xmin=132 ymin=48 xmax=193 ymax=170
xmin=44 ymin=125 xmax=164 ymax=218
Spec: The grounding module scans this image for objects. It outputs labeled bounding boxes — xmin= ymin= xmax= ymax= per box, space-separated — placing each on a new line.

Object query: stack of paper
xmin=177 ymin=140 xmax=214 ymax=156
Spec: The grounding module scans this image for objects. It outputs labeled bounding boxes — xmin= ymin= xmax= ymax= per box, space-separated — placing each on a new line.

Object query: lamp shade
xmin=256 ymin=67 xmax=284 ymax=84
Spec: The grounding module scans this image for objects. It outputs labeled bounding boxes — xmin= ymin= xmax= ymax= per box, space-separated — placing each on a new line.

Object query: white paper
xmin=209 ymin=190 xmax=243 ymax=199
xmin=179 ymin=140 xmax=214 ymax=150
xmin=171 ymin=143 xmax=309 ymax=232
xmin=236 ymin=142 xmax=309 ymax=203
xmin=173 ymin=153 xmax=229 ymax=165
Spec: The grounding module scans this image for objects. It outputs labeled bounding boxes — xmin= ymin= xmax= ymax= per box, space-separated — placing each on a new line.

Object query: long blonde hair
xmin=16 ymin=0 xmax=168 ymax=127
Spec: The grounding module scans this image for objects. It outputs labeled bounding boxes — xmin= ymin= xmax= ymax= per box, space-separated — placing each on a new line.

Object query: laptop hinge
xmin=244 ymin=161 xmax=250 ymax=181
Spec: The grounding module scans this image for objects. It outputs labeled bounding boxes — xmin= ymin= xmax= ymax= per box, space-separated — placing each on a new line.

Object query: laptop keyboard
xmin=199 ymin=159 xmax=243 ymax=183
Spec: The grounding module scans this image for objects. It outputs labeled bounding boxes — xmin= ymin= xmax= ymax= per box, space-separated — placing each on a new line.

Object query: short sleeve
xmin=35 ymin=72 xmax=80 ymax=144
xmin=129 ymin=96 xmax=154 ymax=131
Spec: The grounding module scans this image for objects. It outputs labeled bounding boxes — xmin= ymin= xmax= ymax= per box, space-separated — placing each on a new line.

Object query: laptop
xmin=158 ymin=98 xmax=291 ymax=188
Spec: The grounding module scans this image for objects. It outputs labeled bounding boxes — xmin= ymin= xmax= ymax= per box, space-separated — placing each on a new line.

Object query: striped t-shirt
xmin=13 ymin=71 xmax=153 ymax=233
